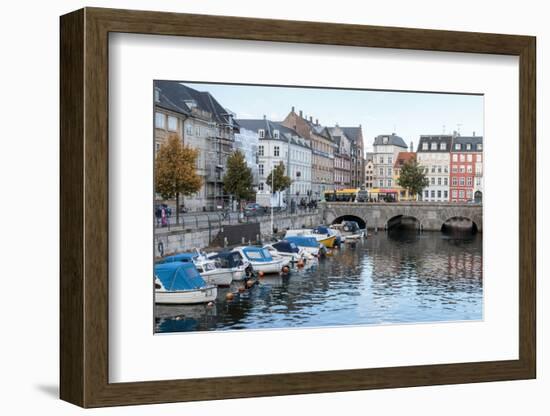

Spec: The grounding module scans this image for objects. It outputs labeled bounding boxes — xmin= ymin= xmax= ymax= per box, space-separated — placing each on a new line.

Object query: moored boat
xmin=285 ymin=228 xmax=337 ymax=248
xmin=154 ymin=262 xmax=217 ymax=304
xmin=330 ymin=221 xmax=365 ymax=241
xmin=284 ymin=235 xmax=324 ymax=257
xmin=263 ymin=240 xmax=311 ymax=262
xmin=207 ymin=251 xmax=252 ymax=281
xmin=233 ymin=246 xmax=290 ymax=274
xmin=160 ymin=252 xmax=233 ymax=286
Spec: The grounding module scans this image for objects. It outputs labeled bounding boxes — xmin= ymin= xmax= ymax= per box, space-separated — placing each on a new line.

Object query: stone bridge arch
xmin=323 ymin=202 xmax=482 ymax=232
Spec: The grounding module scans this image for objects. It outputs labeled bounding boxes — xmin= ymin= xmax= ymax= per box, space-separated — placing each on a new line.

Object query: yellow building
xmin=393 ymin=152 xmax=417 ymax=201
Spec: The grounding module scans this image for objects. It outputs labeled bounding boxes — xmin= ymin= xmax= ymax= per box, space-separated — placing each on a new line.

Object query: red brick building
xmin=449 ymin=136 xmax=483 ymax=202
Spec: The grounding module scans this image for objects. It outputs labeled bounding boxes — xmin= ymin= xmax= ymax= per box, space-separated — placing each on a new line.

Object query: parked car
xmin=244 ymin=203 xmax=266 ymax=216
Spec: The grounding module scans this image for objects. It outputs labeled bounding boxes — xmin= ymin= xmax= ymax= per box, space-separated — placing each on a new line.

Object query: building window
xmin=437 ymin=177 xmax=442 ymax=185
xmin=460 ymin=154 xmax=465 ymax=162
xmin=444 ymin=178 xmax=448 ymax=186
xmin=467 ymin=190 xmax=472 ymax=199
xmin=431 ymin=190 xmax=435 ymax=198
xmin=477 ymin=154 xmax=482 ymax=162
xmin=437 ymin=166 xmax=442 ymax=173
xmin=431 ymin=142 xmax=437 ymax=150
xmin=155 ymin=112 xmax=165 ymax=129
xmin=431 ymin=177 xmax=435 ymax=185
xmin=452 ymin=177 xmax=458 ymax=186
xmin=459 ymin=190 xmax=465 ymax=199
xmin=258 ymin=129 xmax=265 ymax=138
xmin=258 ymin=183 xmax=264 ymax=191
xmin=467 ymin=177 xmax=472 ymax=186
xmin=441 ymin=142 xmax=447 ymax=150
xmin=467 ymin=166 xmax=473 ymax=173
xmin=167 ymin=116 xmax=178 ymax=132
xmin=452 ymin=190 xmax=457 ymax=198
xmin=477 ymin=143 xmax=483 ymax=151
xmin=444 ymin=166 xmax=449 ymax=173
xmin=459 ymin=177 xmax=465 ymax=186
xmin=460 ymin=165 xmax=465 ymax=173
xmin=379 ymin=156 xmax=384 ymax=164
xmin=195 ymin=126 xmax=200 ymax=137
xmin=274 ymin=146 xmax=280 ymax=157
xmin=452 ymin=166 xmax=458 ymax=173
xmin=258 ymin=164 xmax=264 ymax=176
xmin=467 ymin=154 xmax=473 ymax=162
xmin=388 ymin=156 xmax=393 ymax=164
xmin=437 ymin=190 xmax=442 ymax=198
xmin=431 ymin=166 xmax=435 ymax=173
xmin=258 ymin=145 xmax=264 ymax=156
xmin=387 ymin=167 xmax=392 ymax=176
xmin=466 ymin=143 xmax=472 ymax=150
xmin=379 ymin=167 xmax=384 ymax=176
xmin=155 ymin=143 xmax=160 ymax=152
xmin=424 ymin=190 xmax=429 ymax=198
xmin=422 ymin=142 xmax=428 ymax=150
xmin=379 ymin=180 xmax=384 ymax=187
xmin=444 ymin=190 xmax=448 ymax=199
xmin=455 ymin=143 xmax=461 ymax=150
xmin=185 ymin=124 xmax=192 ymax=135
xmin=387 ymin=179 xmax=392 ymax=187
xmin=273 ymin=129 xmax=280 ymax=139
xmin=452 ymin=154 xmax=458 ymax=162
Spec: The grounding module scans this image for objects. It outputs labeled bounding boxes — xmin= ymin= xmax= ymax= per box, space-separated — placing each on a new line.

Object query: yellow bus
xmin=324 ymin=188 xmax=369 ymax=202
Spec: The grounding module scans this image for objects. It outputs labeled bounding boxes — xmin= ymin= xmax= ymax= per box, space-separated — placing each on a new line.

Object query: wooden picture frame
xmin=60 ymin=7 xmax=536 ymax=408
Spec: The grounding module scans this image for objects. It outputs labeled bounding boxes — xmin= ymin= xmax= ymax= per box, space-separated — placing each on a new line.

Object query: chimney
xmin=316 ymin=118 xmax=319 ymax=125
xmin=299 ymin=110 xmax=303 ymax=118
xmin=291 ymin=106 xmax=295 ymax=113
xmin=473 ymin=131 xmax=476 ymax=136
xmin=263 ymin=114 xmax=266 ymax=120
xmin=410 ymin=141 xmax=413 ymax=152
xmin=309 ymin=116 xmax=313 ymax=123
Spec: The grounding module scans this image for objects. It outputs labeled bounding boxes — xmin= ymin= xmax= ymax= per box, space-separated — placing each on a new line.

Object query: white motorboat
xmin=154 ymin=262 xmax=217 ymax=304
xmin=207 ymin=251 xmax=251 ymax=281
xmin=161 ymin=251 xmax=233 ymax=286
xmin=263 ymin=240 xmax=312 ymax=262
xmin=233 ymin=246 xmax=290 ymax=274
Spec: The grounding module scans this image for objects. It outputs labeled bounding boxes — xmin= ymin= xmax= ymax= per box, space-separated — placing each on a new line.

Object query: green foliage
xmin=396 ymin=159 xmax=429 ymax=200
xmin=223 ymin=150 xmax=255 ymax=203
xmin=266 ymin=162 xmax=292 ymax=193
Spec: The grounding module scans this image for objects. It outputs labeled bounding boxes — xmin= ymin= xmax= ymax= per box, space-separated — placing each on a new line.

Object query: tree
xmin=155 ymin=134 xmax=202 ymax=224
xmin=223 ymin=150 xmax=254 ymax=208
xmin=396 ymin=159 xmax=429 ymax=200
xmin=266 ymin=162 xmax=292 ymax=206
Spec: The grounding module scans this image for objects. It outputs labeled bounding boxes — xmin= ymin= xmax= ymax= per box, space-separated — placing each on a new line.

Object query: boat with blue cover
xmin=160 ymin=251 xmax=233 ymax=286
xmin=154 ymin=262 xmax=217 ymax=304
xmin=284 ymin=228 xmax=337 ymax=248
xmin=263 ymin=240 xmax=312 ymax=262
xmin=207 ymin=250 xmax=252 ymax=281
xmin=283 ymin=236 xmax=324 ymax=257
xmin=232 ymin=246 xmax=290 ymax=274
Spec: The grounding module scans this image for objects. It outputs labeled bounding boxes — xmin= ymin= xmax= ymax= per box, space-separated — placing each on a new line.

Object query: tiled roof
xmin=394 ymin=152 xmax=416 ymax=168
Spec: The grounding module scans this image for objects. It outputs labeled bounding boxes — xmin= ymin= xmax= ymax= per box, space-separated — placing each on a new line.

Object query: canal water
xmin=155 ymin=231 xmax=483 ymax=333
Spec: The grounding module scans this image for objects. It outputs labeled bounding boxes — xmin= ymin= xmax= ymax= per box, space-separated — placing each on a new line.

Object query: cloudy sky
xmin=181 ymin=81 xmax=484 ymax=153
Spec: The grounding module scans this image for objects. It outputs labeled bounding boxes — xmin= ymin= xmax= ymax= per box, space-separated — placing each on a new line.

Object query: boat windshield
xmin=244 ymin=250 xmax=264 ymax=260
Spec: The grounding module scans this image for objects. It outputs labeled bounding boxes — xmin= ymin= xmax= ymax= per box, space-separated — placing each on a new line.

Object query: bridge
xmin=322 ymin=202 xmax=483 ymax=232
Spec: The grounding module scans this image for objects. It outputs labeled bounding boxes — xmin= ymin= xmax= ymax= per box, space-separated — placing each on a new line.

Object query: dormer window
xmin=422 ymin=142 xmax=428 ymax=150
xmin=184 ymin=99 xmax=197 ymax=109
xmin=258 ymin=129 xmax=265 ymax=138
xmin=455 ymin=143 xmax=461 ymax=150
xmin=273 ymin=129 xmax=280 ymax=139
xmin=431 ymin=142 xmax=437 ymax=150
xmin=383 ymin=136 xmax=389 ymax=144
xmin=440 ymin=142 xmax=447 ymax=150
xmin=477 ymin=143 xmax=482 ymax=151
xmin=466 ymin=143 xmax=472 ymax=150
xmin=154 ymin=88 xmax=160 ymax=103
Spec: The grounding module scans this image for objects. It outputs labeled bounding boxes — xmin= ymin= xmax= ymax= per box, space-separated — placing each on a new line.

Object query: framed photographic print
xmin=60 ymin=7 xmax=536 ymax=408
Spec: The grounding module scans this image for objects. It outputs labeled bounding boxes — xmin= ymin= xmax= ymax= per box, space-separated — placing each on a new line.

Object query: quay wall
xmin=154 ymin=211 xmax=323 ymax=256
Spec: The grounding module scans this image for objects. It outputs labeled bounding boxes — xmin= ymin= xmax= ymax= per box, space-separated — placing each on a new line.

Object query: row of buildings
xmin=154 ymin=81 xmax=483 ymax=211
xmin=365 ymin=133 xmax=483 ymax=203
xmin=154 ymin=81 xmax=365 ymax=211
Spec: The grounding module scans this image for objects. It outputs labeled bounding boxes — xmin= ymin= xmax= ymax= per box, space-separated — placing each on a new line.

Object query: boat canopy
xmin=161 ymin=252 xmax=198 ymax=264
xmin=313 ymin=225 xmax=331 ymax=235
xmin=272 ymin=240 xmax=300 ymax=254
xmin=240 ymin=246 xmax=274 ymax=262
xmin=342 ymin=221 xmax=361 ymax=232
xmin=154 ymin=262 xmax=207 ymax=291
xmin=209 ymin=251 xmax=245 ymax=268
xmin=285 ymin=236 xmax=319 ymax=248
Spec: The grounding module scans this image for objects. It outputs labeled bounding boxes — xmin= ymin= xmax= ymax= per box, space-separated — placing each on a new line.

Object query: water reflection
xmin=155 ymin=232 xmax=483 ymax=333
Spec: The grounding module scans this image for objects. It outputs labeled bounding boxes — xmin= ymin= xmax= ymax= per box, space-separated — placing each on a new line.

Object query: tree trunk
xmin=176 ymin=192 xmax=180 ymax=225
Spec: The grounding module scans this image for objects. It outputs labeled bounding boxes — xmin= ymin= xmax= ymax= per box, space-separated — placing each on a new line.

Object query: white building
xmin=233 ymin=126 xmax=260 ymax=190
xmin=236 ymin=118 xmax=312 ymax=206
xmin=373 ymin=133 xmax=408 ymax=190
xmin=416 ymin=135 xmax=452 ymax=202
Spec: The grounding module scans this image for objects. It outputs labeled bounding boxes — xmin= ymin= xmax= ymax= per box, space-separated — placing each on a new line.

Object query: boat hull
xmin=155 ymin=287 xmax=217 ymax=304
xmin=201 ymin=269 xmax=233 ymax=286
xmin=318 ymin=235 xmax=336 ymax=248
xmin=250 ymin=259 xmax=289 ymax=274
